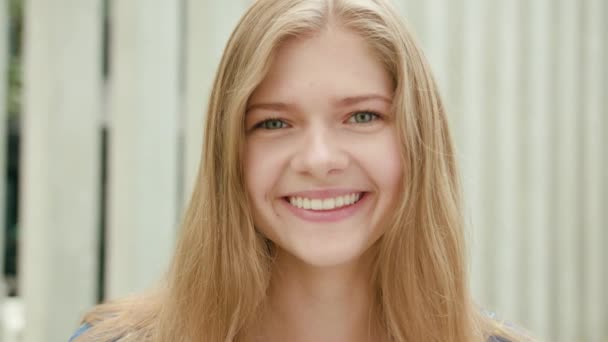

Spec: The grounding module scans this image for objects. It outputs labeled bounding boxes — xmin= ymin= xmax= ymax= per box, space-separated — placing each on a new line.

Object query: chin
xmin=284 ymin=239 xmax=375 ymax=269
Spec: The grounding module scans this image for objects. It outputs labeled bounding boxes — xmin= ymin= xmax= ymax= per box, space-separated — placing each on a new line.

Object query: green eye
xmin=348 ymin=111 xmax=379 ymax=124
xmin=257 ymin=119 xmax=288 ymax=130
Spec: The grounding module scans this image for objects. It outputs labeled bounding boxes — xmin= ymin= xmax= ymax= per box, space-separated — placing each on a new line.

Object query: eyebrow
xmin=337 ymin=94 xmax=392 ymax=106
xmin=246 ymin=94 xmax=392 ymax=113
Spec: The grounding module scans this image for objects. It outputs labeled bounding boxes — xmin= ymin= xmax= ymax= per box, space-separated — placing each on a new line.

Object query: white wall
xmin=105 ymin=0 xmax=180 ymax=300
xmin=401 ymin=1 xmax=606 ymax=340
xmin=19 ymin=1 xmax=102 ymax=341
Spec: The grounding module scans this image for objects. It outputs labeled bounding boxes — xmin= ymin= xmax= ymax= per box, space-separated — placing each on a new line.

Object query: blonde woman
xmin=71 ymin=0 xmax=532 ymax=341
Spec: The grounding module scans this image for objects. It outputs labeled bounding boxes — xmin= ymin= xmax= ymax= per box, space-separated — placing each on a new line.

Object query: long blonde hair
xmin=77 ymin=0 xmax=531 ymax=341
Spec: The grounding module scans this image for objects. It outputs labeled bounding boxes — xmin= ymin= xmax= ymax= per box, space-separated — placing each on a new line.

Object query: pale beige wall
xmin=19 ymin=1 xmax=102 ymax=341
xmin=105 ymin=0 xmax=180 ymax=300
xmin=400 ymin=1 xmax=606 ymax=341
xmin=401 ymin=1 xmax=606 ymax=341
xmin=182 ymin=1 xmax=252 ymax=209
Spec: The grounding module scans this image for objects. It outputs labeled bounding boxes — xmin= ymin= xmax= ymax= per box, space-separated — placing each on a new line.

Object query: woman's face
xmin=244 ymin=26 xmax=403 ymax=268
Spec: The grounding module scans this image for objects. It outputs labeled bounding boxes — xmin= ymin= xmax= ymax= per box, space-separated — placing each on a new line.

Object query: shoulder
xmin=68 ymin=295 xmax=161 ymax=342
xmin=68 ymin=323 xmax=91 ymax=342
xmin=481 ymin=309 xmax=534 ymax=342
xmin=68 ymin=321 xmax=126 ymax=342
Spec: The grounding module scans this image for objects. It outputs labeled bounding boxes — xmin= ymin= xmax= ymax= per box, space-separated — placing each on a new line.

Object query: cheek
xmin=380 ymin=136 xmax=403 ymax=188
xmin=354 ymin=130 xmax=403 ymax=190
xmin=244 ymin=139 xmax=289 ymax=240
xmin=244 ymin=139 xmax=286 ymax=201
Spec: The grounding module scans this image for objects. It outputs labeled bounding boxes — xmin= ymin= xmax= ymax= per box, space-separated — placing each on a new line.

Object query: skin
xmin=244 ymin=25 xmax=402 ymax=342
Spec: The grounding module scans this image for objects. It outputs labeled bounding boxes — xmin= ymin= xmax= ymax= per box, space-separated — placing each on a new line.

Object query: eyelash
xmin=253 ymin=110 xmax=382 ymax=130
xmin=253 ymin=116 xmax=288 ymax=130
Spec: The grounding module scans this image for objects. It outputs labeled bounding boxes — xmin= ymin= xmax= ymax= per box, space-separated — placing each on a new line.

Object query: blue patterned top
xmin=69 ymin=323 xmax=512 ymax=341
xmin=68 ymin=323 xmax=91 ymax=342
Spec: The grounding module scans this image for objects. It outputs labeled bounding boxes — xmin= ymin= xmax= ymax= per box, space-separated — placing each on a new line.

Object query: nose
xmin=290 ymin=126 xmax=349 ymax=178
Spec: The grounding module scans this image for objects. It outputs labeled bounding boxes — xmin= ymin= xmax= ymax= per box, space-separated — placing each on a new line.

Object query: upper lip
xmin=282 ymin=189 xmax=366 ymax=199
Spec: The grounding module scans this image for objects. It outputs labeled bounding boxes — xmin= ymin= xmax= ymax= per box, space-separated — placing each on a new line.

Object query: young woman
xmin=71 ymin=0 xmax=532 ymax=341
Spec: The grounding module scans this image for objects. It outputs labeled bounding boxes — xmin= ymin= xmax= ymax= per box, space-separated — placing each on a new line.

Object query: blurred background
xmin=0 ymin=0 xmax=606 ymax=341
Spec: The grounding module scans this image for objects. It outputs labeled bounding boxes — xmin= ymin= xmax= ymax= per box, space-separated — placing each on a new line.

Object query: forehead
xmin=249 ymin=26 xmax=393 ymax=104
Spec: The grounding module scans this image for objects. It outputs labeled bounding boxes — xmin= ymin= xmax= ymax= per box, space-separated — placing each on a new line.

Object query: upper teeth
xmin=288 ymin=193 xmax=362 ymax=211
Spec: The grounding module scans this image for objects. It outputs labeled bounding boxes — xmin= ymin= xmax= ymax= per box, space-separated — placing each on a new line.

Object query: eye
xmin=346 ymin=111 xmax=381 ymax=124
xmin=255 ymin=118 xmax=289 ymax=130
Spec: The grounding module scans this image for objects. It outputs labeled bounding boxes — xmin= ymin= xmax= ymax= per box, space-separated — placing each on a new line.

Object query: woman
xmin=71 ymin=0 xmax=531 ymax=341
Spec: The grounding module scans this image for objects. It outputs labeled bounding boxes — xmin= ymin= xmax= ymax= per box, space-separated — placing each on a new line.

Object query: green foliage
xmin=8 ymin=57 xmax=20 ymax=119
xmin=9 ymin=0 xmax=22 ymax=20
xmin=7 ymin=0 xmax=23 ymax=119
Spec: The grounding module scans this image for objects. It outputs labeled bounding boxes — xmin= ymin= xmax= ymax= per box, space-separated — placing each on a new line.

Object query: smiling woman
xmin=71 ymin=0 xmax=532 ymax=341
xmin=244 ymin=27 xmax=402 ymax=277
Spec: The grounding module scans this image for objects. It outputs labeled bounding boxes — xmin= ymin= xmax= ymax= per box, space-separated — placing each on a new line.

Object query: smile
xmin=287 ymin=193 xmax=362 ymax=211
xmin=281 ymin=192 xmax=369 ymax=223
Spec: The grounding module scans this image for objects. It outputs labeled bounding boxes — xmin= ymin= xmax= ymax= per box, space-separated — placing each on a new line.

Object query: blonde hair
xmin=76 ymin=0 xmax=532 ymax=341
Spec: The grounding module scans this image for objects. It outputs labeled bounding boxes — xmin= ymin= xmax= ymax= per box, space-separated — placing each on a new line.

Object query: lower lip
xmin=281 ymin=193 xmax=369 ymax=223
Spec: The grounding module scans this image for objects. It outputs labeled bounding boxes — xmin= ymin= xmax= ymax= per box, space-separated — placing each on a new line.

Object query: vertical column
xmin=181 ymin=1 xmax=248 ymax=205
xmin=106 ymin=0 xmax=180 ymax=298
xmin=20 ymin=0 xmax=102 ymax=341
xmin=398 ymin=1 xmax=426 ymax=48
xmin=478 ymin=0 xmax=500 ymax=310
xmin=520 ymin=0 xmax=551 ymax=338
xmin=553 ymin=0 xmax=581 ymax=340
xmin=581 ymin=0 xmax=604 ymax=340
xmin=444 ymin=0 xmax=465 ymax=144
xmin=423 ymin=0 xmax=448 ymax=94
xmin=603 ymin=4 xmax=608 ymax=339
xmin=489 ymin=0 xmax=522 ymax=319
xmin=460 ymin=0 xmax=489 ymax=305
xmin=604 ymin=45 xmax=608 ymax=342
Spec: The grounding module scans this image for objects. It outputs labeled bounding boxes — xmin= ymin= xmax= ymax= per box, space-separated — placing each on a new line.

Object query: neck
xmin=250 ymin=250 xmax=384 ymax=342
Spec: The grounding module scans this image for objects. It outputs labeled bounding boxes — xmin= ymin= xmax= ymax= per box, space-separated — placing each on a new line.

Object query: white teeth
xmin=311 ymin=199 xmax=322 ymax=210
xmin=335 ymin=196 xmax=344 ymax=207
xmin=287 ymin=193 xmax=363 ymax=211
xmin=303 ymin=198 xmax=311 ymax=210
xmin=322 ymin=198 xmax=335 ymax=210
